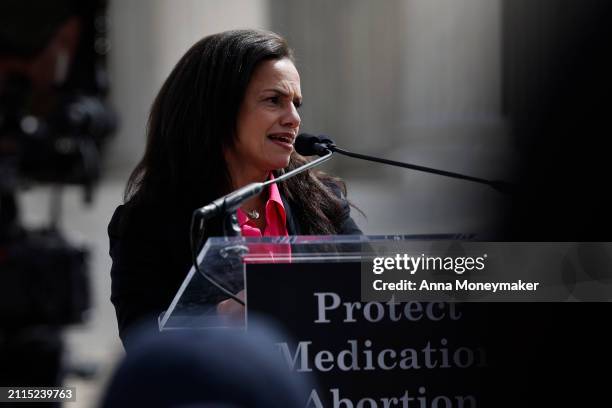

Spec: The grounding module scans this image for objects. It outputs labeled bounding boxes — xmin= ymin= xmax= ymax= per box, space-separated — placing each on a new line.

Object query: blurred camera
xmin=0 ymin=0 xmax=115 ymax=327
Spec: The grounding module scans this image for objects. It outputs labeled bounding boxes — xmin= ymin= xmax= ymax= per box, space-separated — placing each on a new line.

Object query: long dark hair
xmin=125 ymin=29 xmax=346 ymax=234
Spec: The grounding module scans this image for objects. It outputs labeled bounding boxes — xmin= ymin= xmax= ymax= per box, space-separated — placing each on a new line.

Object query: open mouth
xmin=267 ymin=133 xmax=294 ymax=144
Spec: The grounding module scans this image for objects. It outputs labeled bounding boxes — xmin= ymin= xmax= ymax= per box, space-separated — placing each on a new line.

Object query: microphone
xmin=296 ymin=133 xmax=515 ymax=194
xmin=295 ymin=134 xmax=334 ymax=156
xmin=196 ymin=147 xmax=333 ymax=223
xmin=197 ymin=183 xmax=265 ymax=222
xmin=190 ymin=145 xmax=334 ymax=306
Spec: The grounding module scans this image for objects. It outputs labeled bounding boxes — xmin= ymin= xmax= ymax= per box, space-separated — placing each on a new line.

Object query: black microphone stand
xmin=221 ymin=149 xmax=334 ymax=236
xmin=318 ymin=140 xmax=515 ymax=194
xmin=223 ymin=213 xmax=242 ymax=237
xmin=192 ymin=149 xmax=334 ymax=305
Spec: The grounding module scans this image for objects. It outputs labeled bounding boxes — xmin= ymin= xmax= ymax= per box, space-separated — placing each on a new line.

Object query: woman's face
xmin=226 ymin=58 xmax=302 ymax=178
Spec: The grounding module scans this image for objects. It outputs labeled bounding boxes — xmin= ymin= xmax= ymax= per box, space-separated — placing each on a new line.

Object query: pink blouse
xmin=236 ymin=174 xmax=290 ymax=262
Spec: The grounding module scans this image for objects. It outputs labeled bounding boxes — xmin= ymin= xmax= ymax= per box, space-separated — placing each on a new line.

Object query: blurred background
xmin=1 ymin=0 xmax=611 ymax=406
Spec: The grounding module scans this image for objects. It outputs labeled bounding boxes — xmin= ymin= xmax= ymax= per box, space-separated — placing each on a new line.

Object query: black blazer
xmin=108 ymin=192 xmax=361 ymax=346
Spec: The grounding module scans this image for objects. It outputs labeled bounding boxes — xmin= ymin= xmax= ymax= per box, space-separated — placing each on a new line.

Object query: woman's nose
xmin=281 ymin=104 xmax=300 ymax=128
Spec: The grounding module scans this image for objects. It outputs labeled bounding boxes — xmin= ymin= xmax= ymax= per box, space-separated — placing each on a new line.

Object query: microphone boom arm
xmin=189 ymin=148 xmax=333 ymax=306
xmin=329 ymin=145 xmax=514 ymax=194
xmin=263 ymin=149 xmax=333 ymax=186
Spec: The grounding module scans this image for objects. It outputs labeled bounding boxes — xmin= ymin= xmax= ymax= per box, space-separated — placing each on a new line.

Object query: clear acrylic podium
xmin=158 ymin=234 xmax=461 ymax=331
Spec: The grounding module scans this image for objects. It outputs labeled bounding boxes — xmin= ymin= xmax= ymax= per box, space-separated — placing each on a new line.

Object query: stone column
xmin=106 ymin=0 xmax=269 ymax=175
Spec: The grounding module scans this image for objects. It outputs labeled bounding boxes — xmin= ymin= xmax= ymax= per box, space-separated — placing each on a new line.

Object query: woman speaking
xmin=108 ymin=29 xmax=361 ymax=347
